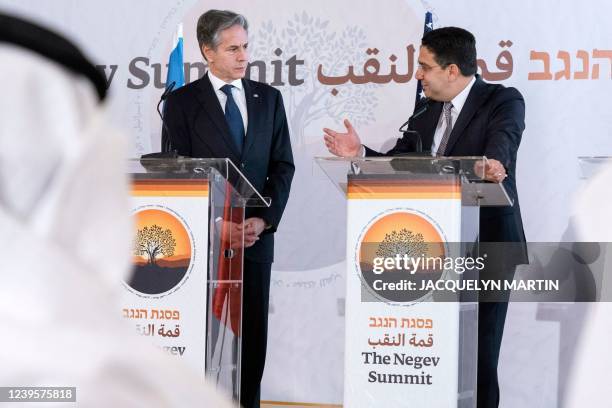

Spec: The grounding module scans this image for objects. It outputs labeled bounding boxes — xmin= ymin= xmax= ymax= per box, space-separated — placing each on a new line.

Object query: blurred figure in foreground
xmin=565 ymin=160 xmax=612 ymax=407
xmin=0 ymin=13 xmax=231 ymax=407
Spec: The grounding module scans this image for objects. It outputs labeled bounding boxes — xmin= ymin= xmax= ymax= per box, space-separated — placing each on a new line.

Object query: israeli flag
xmin=166 ymin=23 xmax=185 ymax=91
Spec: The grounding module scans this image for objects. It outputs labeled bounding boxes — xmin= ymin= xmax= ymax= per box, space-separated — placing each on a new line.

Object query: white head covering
xmin=565 ymin=162 xmax=612 ymax=406
xmin=0 ymin=41 xmax=231 ymax=407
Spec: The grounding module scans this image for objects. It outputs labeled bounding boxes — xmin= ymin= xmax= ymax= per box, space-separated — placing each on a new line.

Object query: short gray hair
xmin=196 ymin=10 xmax=248 ymax=56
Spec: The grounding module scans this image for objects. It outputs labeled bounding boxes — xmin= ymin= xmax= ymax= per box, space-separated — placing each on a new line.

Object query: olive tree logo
xmin=375 ymin=229 xmax=428 ymax=260
xmin=134 ymin=225 xmax=177 ymax=266
xmin=358 ymin=211 xmax=446 ymax=303
xmin=127 ymin=208 xmax=193 ymax=296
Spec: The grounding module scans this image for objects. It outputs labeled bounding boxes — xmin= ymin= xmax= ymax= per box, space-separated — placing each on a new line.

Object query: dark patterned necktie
xmin=437 ymin=102 xmax=454 ymax=156
xmin=220 ymin=84 xmax=245 ymax=153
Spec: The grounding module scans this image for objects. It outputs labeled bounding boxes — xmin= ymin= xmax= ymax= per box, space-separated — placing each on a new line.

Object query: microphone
xmin=159 ymin=81 xmax=176 ymax=105
xmin=141 ymin=81 xmax=179 ymax=160
xmin=158 ymin=81 xmax=176 ymax=151
xmin=397 ymin=97 xmax=429 ymax=153
xmin=398 ymin=97 xmax=429 ymax=132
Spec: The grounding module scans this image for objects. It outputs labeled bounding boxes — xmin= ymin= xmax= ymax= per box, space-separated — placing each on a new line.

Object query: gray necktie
xmin=437 ymin=102 xmax=454 ymax=156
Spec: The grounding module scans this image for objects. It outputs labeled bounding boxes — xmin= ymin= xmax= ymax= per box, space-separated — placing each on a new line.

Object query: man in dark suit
xmin=324 ymin=27 xmax=527 ymax=408
xmin=161 ymin=10 xmax=294 ymax=408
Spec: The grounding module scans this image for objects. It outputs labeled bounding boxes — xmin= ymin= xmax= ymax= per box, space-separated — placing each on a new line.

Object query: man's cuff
xmin=359 ymin=144 xmax=366 ymax=157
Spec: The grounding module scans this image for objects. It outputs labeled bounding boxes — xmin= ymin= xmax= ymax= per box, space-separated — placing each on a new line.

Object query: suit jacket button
xmin=241 ymin=163 xmax=245 ymax=168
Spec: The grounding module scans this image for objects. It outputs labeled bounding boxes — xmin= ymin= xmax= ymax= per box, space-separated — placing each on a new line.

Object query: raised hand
xmin=323 ymin=119 xmax=362 ymax=157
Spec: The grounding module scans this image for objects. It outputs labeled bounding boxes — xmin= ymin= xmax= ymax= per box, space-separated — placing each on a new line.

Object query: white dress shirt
xmin=208 ymin=70 xmax=249 ymax=132
xmin=430 ymin=76 xmax=476 ymax=156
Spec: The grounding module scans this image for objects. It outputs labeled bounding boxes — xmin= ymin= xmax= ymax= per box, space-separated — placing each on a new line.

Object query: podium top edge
xmin=314 ymin=155 xmax=487 ymax=162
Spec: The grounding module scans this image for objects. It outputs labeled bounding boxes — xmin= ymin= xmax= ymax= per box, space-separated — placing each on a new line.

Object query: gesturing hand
xmin=323 ymin=119 xmax=362 ymax=157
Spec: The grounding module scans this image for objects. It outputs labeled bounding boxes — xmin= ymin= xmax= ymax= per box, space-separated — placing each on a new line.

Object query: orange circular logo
xmin=127 ymin=207 xmax=194 ymax=296
xmin=357 ymin=210 xmax=447 ymax=303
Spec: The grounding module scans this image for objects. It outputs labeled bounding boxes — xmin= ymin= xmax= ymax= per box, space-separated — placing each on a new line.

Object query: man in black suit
xmin=162 ymin=10 xmax=294 ymax=408
xmin=324 ymin=27 xmax=527 ymax=408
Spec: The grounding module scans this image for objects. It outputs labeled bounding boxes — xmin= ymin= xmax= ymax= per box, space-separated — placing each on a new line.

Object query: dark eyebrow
xmin=225 ymin=43 xmax=248 ymax=51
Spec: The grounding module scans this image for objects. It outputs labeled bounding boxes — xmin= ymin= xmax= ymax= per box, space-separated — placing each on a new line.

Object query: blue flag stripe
xmin=166 ymin=32 xmax=184 ymax=91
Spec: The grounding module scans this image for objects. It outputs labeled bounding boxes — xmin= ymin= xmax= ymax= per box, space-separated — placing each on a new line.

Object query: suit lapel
xmin=444 ymin=76 xmax=489 ymax=155
xmin=242 ymin=79 xmax=258 ymax=158
xmin=193 ymin=73 xmax=241 ymax=160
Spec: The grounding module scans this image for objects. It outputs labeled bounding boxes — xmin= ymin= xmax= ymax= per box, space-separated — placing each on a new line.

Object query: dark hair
xmin=196 ymin=9 xmax=248 ymax=58
xmin=421 ymin=27 xmax=477 ymax=76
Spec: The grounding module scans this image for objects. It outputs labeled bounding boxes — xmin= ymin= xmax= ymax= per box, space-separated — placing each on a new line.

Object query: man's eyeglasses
xmin=416 ymin=63 xmax=443 ymax=72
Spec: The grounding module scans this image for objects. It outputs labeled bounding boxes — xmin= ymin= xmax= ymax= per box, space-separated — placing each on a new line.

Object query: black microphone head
xmin=160 ymin=81 xmax=176 ymax=101
xmin=412 ymin=97 xmax=430 ymax=118
xmin=157 ymin=81 xmax=178 ymax=153
xmin=398 ymin=97 xmax=430 ymax=133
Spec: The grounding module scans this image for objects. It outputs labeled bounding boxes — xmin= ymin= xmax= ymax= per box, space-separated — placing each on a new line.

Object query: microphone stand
xmin=397 ymin=97 xmax=429 ymax=154
xmin=141 ymin=81 xmax=179 ymax=160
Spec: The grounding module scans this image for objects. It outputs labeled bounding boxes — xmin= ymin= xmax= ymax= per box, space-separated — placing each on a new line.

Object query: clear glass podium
xmin=126 ymin=158 xmax=269 ymax=406
xmin=315 ymin=156 xmax=512 ymax=408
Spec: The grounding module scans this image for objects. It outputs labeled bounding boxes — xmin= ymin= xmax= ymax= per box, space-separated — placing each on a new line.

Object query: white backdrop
xmin=2 ymin=0 xmax=610 ymax=405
